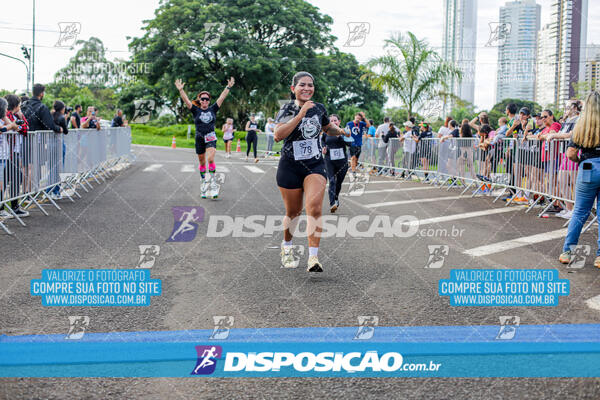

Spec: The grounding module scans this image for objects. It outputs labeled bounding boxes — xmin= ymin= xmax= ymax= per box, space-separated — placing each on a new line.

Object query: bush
xmin=130 ymin=124 xmax=247 ymax=140
xmin=147 ymin=114 xmax=177 ymax=127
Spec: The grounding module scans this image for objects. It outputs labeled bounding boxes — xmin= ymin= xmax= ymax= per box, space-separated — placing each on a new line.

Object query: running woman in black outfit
xmin=322 ymin=114 xmax=351 ymax=213
xmin=175 ymin=77 xmax=234 ymax=198
xmin=275 ymin=72 xmax=346 ymax=272
xmin=245 ymin=115 xmax=261 ymax=163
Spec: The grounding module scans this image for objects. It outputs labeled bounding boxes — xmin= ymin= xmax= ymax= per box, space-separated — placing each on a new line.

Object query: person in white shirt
xmin=399 ymin=121 xmax=416 ymax=176
xmin=264 ymin=117 xmax=276 ymax=157
xmin=374 ymin=117 xmax=390 ymax=173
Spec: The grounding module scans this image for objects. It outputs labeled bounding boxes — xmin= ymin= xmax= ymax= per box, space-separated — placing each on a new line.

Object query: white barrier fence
xmin=358 ymin=136 xmax=586 ymax=220
xmin=0 ymin=127 xmax=132 ymax=235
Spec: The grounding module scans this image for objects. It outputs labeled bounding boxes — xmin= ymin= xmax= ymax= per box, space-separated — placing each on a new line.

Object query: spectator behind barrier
xmin=0 ymin=97 xmax=22 ymax=220
xmin=560 ymin=91 xmax=600 ymax=267
xmin=21 ymin=84 xmax=61 ymax=133
xmin=81 ymin=106 xmax=101 ymax=130
xmin=70 ymin=104 xmax=82 ymax=129
xmin=111 ymin=109 xmax=128 ymax=127
xmin=3 ymin=94 xmax=30 ymax=218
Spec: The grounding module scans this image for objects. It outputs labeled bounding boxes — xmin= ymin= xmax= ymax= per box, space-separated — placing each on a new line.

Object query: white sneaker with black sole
xmin=307 ymin=255 xmax=323 ymax=272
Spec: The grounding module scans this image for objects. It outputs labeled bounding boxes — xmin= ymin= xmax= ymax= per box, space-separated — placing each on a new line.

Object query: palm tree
xmin=363 ymin=32 xmax=462 ymax=118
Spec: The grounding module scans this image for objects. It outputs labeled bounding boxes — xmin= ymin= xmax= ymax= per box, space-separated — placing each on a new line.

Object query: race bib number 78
xmin=293 ymin=139 xmax=318 ymax=161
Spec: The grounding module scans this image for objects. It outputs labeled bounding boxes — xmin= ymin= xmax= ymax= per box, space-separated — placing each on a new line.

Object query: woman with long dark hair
xmin=175 ymin=77 xmax=234 ymax=198
xmin=274 ymin=72 xmax=346 ymax=272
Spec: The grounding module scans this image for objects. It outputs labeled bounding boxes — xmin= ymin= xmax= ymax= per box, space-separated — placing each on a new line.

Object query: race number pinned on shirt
xmin=293 ymin=139 xmax=318 ymax=161
xmin=330 ymin=148 xmax=345 ymax=160
xmin=204 ymin=132 xmax=217 ymax=142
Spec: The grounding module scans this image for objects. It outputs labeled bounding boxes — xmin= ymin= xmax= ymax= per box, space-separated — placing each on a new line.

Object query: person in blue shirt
xmin=345 ymin=112 xmax=371 ymax=178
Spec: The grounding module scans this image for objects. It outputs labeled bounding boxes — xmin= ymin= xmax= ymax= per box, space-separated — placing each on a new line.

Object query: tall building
xmin=496 ymin=0 xmax=541 ymax=103
xmin=442 ymin=0 xmax=478 ymax=112
xmin=583 ymin=44 xmax=600 ymax=93
xmin=535 ymin=0 xmax=588 ymax=108
xmin=535 ymin=24 xmax=559 ymax=107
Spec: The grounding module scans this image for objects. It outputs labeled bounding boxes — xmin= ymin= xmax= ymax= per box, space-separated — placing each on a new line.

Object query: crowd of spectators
xmin=359 ymin=99 xmax=586 ymax=219
xmin=0 ymin=83 xmax=129 ymax=221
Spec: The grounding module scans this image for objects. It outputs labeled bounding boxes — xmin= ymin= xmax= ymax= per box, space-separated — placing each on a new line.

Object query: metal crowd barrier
xmin=0 ymin=127 xmax=132 ymax=235
xmin=254 ymin=132 xmax=282 ymax=157
xmin=358 ymin=136 xmax=583 ymax=218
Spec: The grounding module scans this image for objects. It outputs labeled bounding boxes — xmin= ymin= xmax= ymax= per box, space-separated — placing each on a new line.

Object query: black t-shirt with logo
xmin=275 ymin=101 xmax=329 ymax=162
xmin=191 ymin=103 xmax=219 ymax=136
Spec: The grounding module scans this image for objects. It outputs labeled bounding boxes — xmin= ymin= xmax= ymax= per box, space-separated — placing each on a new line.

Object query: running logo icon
xmin=131 ymin=100 xmax=155 ymax=124
xmin=496 ymin=316 xmax=520 ymax=340
xmin=203 ymin=22 xmax=225 ymax=47
xmin=425 ymin=245 xmax=449 ymax=269
xmin=344 ymin=22 xmax=370 ymax=47
xmin=55 ymin=22 xmax=81 ymax=48
xmin=486 ymin=22 xmax=512 ymax=47
xmin=137 ymin=245 xmax=160 ymax=268
xmin=347 ymin=173 xmax=369 ymax=196
xmin=167 ymin=207 xmax=204 ymax=242
xmin=210 ymin=316 xmax=234 ymax=340
xmin=65 ymin=316 xmax=89 ymax=340
xmin=354 ymin=316 xmax=379 ymax=340
xmin=191 ymin=345 xmax=222 ymax=375
xmin=281 ymin=245 xmax=304 ymax=269
xmin=568 ymin=245 xmax=590 ymax=269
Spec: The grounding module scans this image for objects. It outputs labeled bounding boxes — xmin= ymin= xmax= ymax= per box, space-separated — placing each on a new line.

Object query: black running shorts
xmin=195 ymin=133 xmax=217 ymax=155
xmin=276 ymin=157 xmax=327 ymax=189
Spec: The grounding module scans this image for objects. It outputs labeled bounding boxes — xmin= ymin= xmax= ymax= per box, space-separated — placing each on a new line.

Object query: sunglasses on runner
xmin=200 ymin=98 xmax=210 ymax=101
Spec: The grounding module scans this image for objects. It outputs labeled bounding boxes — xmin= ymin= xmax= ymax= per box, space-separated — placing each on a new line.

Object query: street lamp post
xmin=0 ymin=52 xmax=30 ymax=95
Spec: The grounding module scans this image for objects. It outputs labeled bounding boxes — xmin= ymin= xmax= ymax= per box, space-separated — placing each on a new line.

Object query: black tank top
xmin=248 ymin=121 xmax=258 ymax=133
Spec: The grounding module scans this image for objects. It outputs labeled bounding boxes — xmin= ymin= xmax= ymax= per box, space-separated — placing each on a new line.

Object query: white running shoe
xmin=209 ymin=177 xmax=220 ymax=199
xmin=0 ymin=210 xmax=13 ymax=219
xmin=281 ymin=245 xmax=297 ymax=268
xmin=200 ymin=178 xmax=209 ymax=199
xmin=307 ymin=255 xmax=323 ymax=272
xmin=559 ymin=210 xmax=573 ymax=219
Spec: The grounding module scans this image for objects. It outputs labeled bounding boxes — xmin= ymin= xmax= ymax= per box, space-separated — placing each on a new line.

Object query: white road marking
xmin=142 ymin=164 xmax=163 ymax=172
xmin=364 ymin=196 xmax=463 ymax=208
xmin=463 ymin=229 xmax=568 ymax=257
xmin=244 ymin=166 xmax=265 ymax=174
xmin=342 ymin=180 xmax=403 ymax=185
xmin=404 ymin=208 xmax=518 ymax=227
xmin=585 ymin=295 xmax=600 ymax=311
xmin=181 ymin=164 xmax=195 ymax=172
xmin=341 ymin=187 xmax=437 ymax=195
xmin=181 ymin=165 xmax=230 ymax=173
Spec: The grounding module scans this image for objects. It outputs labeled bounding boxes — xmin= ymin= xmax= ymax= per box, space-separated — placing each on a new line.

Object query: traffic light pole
xmin=0 ymin=53 xmax=30 ymax=94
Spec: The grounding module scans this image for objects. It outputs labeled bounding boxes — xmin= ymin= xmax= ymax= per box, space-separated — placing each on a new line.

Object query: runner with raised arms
xmin=175 ymin=77 xmax=234 ymax=198
xmin=274 ymin=72 xmax=346 ymax=272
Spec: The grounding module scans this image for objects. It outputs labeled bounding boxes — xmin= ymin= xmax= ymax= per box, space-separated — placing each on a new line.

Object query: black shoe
xmin=14 ymin=208 xmax=30 ymax=218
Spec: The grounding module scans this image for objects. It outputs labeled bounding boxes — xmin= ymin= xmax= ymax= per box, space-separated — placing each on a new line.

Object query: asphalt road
xmin=2 ymin=144 xmax=600 ymax=399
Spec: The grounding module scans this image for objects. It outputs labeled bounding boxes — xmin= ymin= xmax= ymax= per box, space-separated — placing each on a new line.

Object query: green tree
xmin=54 ymin=37 xmax=118 ymax=88
xmin=128 ymin=0 xmax=336 ymax=124
xmin=363 ymin=32 xmax=462 ymax=118
xmin=313 ymin=51 xmax=386 ymax=122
